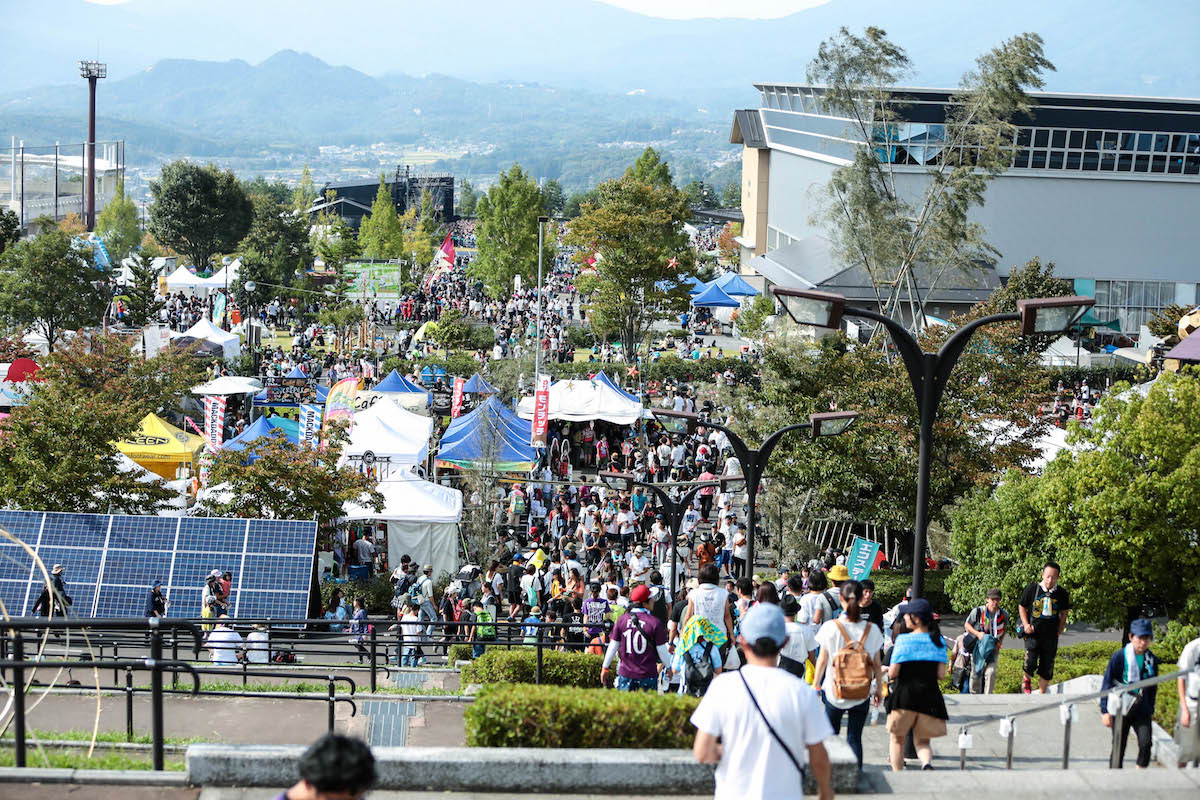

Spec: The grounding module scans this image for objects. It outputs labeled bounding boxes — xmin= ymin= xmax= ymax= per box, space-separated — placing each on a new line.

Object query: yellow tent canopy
xmin=115 ymin=413 xmax=206 ymax=480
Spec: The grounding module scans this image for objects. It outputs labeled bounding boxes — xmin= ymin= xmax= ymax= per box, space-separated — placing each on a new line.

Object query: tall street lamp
xmin=774 ymin=289 xmax=1095 ymax=598
xmin=651 ymin=409 xmax=859 ymax=579
xmin=597 ymin=472 xmax=724 ymax=598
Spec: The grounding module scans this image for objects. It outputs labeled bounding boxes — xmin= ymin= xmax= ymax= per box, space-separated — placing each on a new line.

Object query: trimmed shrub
xmin=465 ymin=684 xmax=698 ymax=748
xmin=447 ymin=643 xmax=474 ymax=663
xmin=460 ymin=649 xmax=602 ymax=688
xmin=870 ymin=569 xmax=952 ymax=614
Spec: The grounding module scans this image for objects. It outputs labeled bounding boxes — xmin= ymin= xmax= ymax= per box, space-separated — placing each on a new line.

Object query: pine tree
xmin=357 ymin=177 xmax=404 ymax=259
xmin=123 ymin=253 xmax=165 ymax=327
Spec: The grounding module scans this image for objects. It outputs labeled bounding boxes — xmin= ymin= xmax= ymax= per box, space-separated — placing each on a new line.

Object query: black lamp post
xmin=774 ymin=289 xmax=1095 ymax=599
xmin=649 ymin=410 xmax=859 ymax=579
xmin=597 ymin=472 xmax=723 ymax=598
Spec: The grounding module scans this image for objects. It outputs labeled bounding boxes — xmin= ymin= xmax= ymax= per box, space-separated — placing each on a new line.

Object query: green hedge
xmin=447 ymin=643 xmax=474 ymax=663
xmin=465 ymin=684 xmax=698 ymax=747
xmin=870 ymin=569 xmax=952 ymax=615
xmin=460 ymin=649 xmax=602 ymax=688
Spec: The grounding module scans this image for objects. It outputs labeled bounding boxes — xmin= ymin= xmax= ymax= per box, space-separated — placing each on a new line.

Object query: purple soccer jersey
xmin=612 ymin=609 xmax=667 ymax=679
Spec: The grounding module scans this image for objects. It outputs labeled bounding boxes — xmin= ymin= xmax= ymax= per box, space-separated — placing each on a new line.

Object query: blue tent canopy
xmin=420 ymin=365 xmax=448 ymax=383
xmin=691 ymin=283 xmax=741 ymax=308
xmin=711 ymin=272 xmax=759 ymax=296
xmin=442 ymin=397 xmax=530 ymax=446
xmin=462 ymin=373 xmax=498 ymax=394
xmin=594 ymin=371 xmax=641 ymax=404
xmin=224 ymin=416 xmax=301 ymax=455
xmin=375 ymin=369 xmax=430 ymax=396
xmin=436 ymin=397 xmax=536 ymax=471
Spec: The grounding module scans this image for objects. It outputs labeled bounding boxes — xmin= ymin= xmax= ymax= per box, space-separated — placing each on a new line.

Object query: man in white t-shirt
xmin=691 ymin=603 xmax=834 ymax=800
xmin=206 ymin=616 xmax=244 ymax=664
xmin=628 ymin=545 xmax=651 ymax=584
xmin=1177 ymin=634 xmax=1200 ymax=766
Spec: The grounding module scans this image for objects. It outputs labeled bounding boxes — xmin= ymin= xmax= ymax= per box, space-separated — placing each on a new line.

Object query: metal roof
xmin=730 ymin=109 xmax=768 ymax=149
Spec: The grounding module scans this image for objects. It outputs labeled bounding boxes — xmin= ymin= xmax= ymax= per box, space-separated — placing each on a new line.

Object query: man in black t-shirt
xmin=1018 ymin=561 xmax=1071 ymax=694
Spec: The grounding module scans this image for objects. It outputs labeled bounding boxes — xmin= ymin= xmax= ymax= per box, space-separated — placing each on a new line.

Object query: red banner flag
xmin=450 ymin=377 xmax=465 ymax=418
xmin=436 ymin=232 xmax=456 ymax=266
xmin=531 ymin=374 xmax=551 ymax=448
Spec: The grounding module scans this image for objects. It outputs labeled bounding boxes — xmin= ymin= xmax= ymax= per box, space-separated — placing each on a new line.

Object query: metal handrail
xmin=957 ymin=665 xmax=1200 ymax=770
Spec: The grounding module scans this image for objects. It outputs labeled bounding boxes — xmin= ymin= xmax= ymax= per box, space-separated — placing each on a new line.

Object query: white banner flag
xmin=299 ymin=403 xmax=321 ymax=448
xmin=202 ymin=395 xmax=227 ymax=451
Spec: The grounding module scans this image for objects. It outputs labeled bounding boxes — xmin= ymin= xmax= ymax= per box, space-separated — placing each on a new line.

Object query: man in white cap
xmin=691 ymin=602 xmax=834 ymax=800
xmin=628 ymin=545 xmax=651 ymax=585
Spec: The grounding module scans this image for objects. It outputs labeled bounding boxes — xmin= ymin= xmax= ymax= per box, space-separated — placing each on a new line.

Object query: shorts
xmin=1023 ymin=635 xmax=1059 ymax=681
xmin=616 ymin=675 xmax=658 ymax=692
xmin=886 ymin=709 xmax=947 ymax=740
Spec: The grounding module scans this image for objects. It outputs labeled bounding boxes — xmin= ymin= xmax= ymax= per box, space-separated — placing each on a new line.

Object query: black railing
xmin=1 ymin=618 xmax=359 ymax=770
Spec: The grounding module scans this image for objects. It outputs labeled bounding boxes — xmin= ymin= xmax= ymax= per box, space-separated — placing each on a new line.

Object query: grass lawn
xmin=0 ymin=748 xmax=186 ymax=771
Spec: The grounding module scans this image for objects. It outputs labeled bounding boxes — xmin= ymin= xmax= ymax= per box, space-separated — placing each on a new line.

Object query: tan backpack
xmin=830 ymin=619 xmax=873 ymax=701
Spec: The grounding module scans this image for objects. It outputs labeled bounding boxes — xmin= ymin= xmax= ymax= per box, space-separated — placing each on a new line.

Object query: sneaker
xmin=922 ymin=763 xmax=934 ymax=771
xmin=1022 ymin=676 xmax=1032 ymax=694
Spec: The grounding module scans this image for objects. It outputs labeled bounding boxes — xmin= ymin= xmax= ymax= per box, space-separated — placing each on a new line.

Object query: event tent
xmin=711 ymin=272 xmax=759 ymax=296
xmin=691 ymin=283 xmax=742 ymax=308
xmin=516 ymin=376 xmax=644 ymax=425
xmin=191 ymin=376 xmax=263 ymax=396
xmin=224 ymin=415 xmax=300 ymax=454
xmin=437 ymin=398 xmax=537 ymax=472
xmin=115 ymin=413 xmax=206 ymax=480
xmin=205 ymin=259 xmax=240 ymax=289
xmin=355 ymin=397 xmax=435 ymax=443
xmin=593 ymin=371 xmax=641 ymax=404
xmin=461 ymin=373 xmax=498 ymax=394
xmin=342 ymin=415 xmax=430 ymax=469
xmin=1039 ymin=336 xmax=1084 ymax=367
xmin=368 ymin=369 xmax=431 ymax=412
xmin=171 ymin=318 xmax=241 ymax=361
xmin=442 ymin=397 xmax=531 ymax=447
xmin=342 ymin=470 xmax=463 ymax=580
xmin=165 ymin=265 xmax=210 ymax=292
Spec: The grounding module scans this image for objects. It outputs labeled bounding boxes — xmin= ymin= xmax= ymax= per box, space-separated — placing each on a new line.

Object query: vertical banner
xmin=157 ymin=276 xmax=168 ymax=296
xmin=202 ymin=395 xmax=227 ymax=451
xmin=299 ymin=403 xmax=321 ymax=448
xmin=531 ymin=373 xmax=551 ymax=448
xmin=323 ymin=377 xmax=359 ymax=430
xmin=211 ymin=292 xmax=227 ymax=328
xmin=847 ymin=535 xmax=882 ymax=581
xmin=450 ymin=377 xmax=465 ymax=418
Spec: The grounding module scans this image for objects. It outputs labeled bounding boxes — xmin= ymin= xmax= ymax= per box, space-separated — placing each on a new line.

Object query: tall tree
xmin=0 ymin=217 xmax=107 ymax=351
xmin=292 ymin=164 xmax=317 ymax=213
xmin=471 ymin=163 xmax=550 ymax=297
xmin=197 ymin=426 xmax=381 ymax=524
xmin=122 ymin=253 xmax=165 ymax=327
xmin=0 ymin=208 xmax=21 ymax=255
xmin=312 ymin=214 xmax=361 ymax=301
xmin=564 ymin=148 xmax=695 ymax=354
xmin=947 ymin=369 xmax=1200 ymax=626
xmin=564 ymin=189 xmax=598 ymax=219
xmin=457 ymin=179 xmax=479 ymax=217
xmin=808 ymin=27 xmax=1054 ymax=332
xmin=720 ymin=182 xmax=741 ymax=207
xmin=541 ymin=179 xmax=566 ymax=217
xmin=357 ymin=177 xmax=404 ymax=259
xmin=95 ymin=179 xmax=142 ymax=262
xmin=239 ymin=194 xmax=313 ymax=288
xmin=0 ymin=333 xmax=207 ymax=515
xmin=149 ymin=161 xmax=253 ymax=272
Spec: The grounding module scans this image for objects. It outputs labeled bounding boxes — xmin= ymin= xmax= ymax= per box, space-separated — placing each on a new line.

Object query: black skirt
xmin=887 ymin=660 xmax=949 ymax=720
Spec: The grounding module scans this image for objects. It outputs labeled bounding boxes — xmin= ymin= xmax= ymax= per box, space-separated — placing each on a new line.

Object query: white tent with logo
xmin=171 ymin=317 xmax=242 ymax=360
xmin=341 ymin=415 xmax=429 ymax=471
xmin=342 ymin=470 xmax=463 ymax=580
xmin=516 ymin=376 xmax=643 ymax=425
xmin=355 ymin=396 xmax=435 ymax=443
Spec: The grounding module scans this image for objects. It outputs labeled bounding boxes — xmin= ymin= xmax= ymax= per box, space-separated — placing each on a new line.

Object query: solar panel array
xmin=0 ymin=511 xmax=317 ymax=621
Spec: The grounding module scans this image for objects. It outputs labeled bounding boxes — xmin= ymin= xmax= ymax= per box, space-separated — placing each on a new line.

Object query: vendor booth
xmin=364 ymin=369 xmax=431 ymax=413
xmin=437 ymin=398 xmax=537 ymax=472
xmin=224 ymin=415 xmax=300 ymax=456
xmin=516 ymin=375 xmax=644 ymax=425
xmin=115 ymin=413 xmax=206 ymax=480
xmin=342 ymin=470 xmax=463 ymax=581
xmin=342 ymin=415 xmax=430 ymax=475
xmin=171 ymin=318 xmax=242 ymax=361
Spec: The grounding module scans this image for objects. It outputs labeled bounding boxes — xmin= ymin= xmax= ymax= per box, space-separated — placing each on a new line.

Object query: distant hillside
xmin=1 ymin=0 xmax=1195 ymax=98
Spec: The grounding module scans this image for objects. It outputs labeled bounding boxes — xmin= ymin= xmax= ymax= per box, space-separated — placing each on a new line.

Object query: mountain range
xmin=1 ymin=0 xmax=1195 ymax=193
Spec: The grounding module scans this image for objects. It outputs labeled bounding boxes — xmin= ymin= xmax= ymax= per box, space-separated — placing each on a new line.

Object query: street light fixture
xmin=772 ymin=287 xmax=1094 ymax=599
xmin=597 ymin=471 xmax=722 ymax=597
xmin=649 ymin=408 xmax=859 ymax=579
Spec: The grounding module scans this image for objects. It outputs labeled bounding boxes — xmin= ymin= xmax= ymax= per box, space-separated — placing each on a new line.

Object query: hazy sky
xmin=596 ymin=0 xmax=828 ymax=17
xmin=80 ymin=0 xmax=832 ymax=18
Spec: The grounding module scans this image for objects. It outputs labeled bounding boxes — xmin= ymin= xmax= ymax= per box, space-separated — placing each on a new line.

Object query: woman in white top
xmin=812 ymin=580 xmax=885 ymax=771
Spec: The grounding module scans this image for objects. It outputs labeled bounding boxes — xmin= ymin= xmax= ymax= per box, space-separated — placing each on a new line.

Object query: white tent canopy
xmin=191 ymin=376 xmax=263 ymax=396
xmin=171 ymin=318 xmax=242 ymax=360
xmin=517 ymin=377 xmax=643 ymax=425
xmin=343 ymin=470 xmax=463 ymax=580
xmin=205 ymin=259 xmax=240 ymax=289
xmin=355 ymin=397 xmax=435 ymax=443
xmin=165 ymin=265 xmax=211 ymax=292
xmin=1039 ymin=335 xmax=1083 ymax=367
xmin=341 ymin=415 xmax=430 ymax=469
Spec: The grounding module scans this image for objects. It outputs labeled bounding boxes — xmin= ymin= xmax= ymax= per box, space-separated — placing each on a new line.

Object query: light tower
xmin=79 ymin=60 xmax=106 ymax=231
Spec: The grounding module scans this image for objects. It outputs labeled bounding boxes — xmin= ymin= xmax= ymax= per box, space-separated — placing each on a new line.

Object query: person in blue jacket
xmin=1100 ymin=617 xmax=1159 ymax=769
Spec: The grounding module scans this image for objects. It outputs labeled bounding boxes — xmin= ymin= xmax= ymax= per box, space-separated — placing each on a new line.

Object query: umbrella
xmin=5 ymin=358 xmax=39 ymax=382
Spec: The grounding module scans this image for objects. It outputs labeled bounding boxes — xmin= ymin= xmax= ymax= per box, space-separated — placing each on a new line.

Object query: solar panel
xmin=0 ymin=511 xmax=317 ymax=622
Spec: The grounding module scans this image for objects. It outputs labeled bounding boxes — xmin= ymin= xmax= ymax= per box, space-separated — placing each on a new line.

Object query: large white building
xmin=731 ymin=86 xmax=1200 ymax=334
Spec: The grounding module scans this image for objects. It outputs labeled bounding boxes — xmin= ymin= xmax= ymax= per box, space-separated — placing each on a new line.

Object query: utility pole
xmin=79 ymin=60 xmax=107 ymax=231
